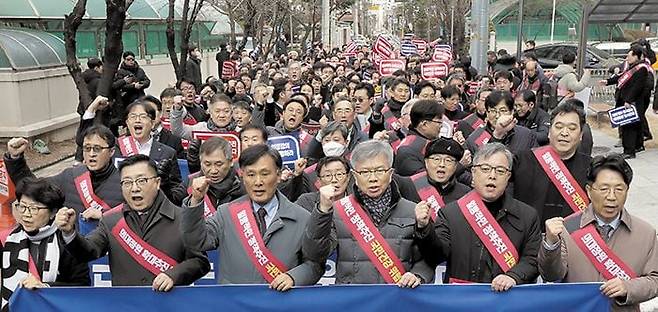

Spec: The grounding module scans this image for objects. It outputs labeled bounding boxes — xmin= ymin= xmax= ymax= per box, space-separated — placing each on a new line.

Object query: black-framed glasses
xmin=424 ymin=119 xmax=443 ymax=125
xmin=473 ymin=164 xmax=511 ymax=176
xmin=353 ymin=168 xmax=392 ymax=178
xmin=83 ymin=145 xmax=113 ymax=153
xmin=13 ymin=202 xmax=49 ymax=215
xmin=319 ymin=171 xmax=348 ymax=182
xmin=427 ymin=155 xmax=457 ymax=165
xmin=486 ymin=108 xmax=512 ymax=116
xmin=120 ymin=176 xmax=158 ymax=189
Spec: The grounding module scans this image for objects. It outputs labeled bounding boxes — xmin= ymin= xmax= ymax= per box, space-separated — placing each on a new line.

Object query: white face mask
xmin=322 ymin=141 xmax=347 ymax=157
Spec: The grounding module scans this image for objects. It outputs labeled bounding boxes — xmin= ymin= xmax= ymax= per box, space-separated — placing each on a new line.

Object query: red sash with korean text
xmin=464 ymin=114 xmax=484 ymax=131
xmin=618 ymin=63 xmax=653 ymax=89
xmin=533 ymin=146 xmax=589 ymax=213
xmin=228 ymin=199 xmax=288 ymax=283
xmin=0 ymin=229 xmax=41 ymax=281
xmin=457 ymin=191 xmax=519 ymax=273
xmin=186 ymin=186 xmax=216 ymax=219
xmin=473 ymin=128 xmax=492 ymax=147
xmin=74 ymin=171 xmax=111 ymax=212
xmin=297 ymin=130 xmax=312 ymax=151
xmin=334 ymin=195 xmax=407 ymax=284
xmin=570 ymin=222 xmax=637 ymax=281
xmin=303 ymin=163 xmax=321 ymax=190
xmin=117 ymin=136 xmax=139 ymax=157
xmin=110 ymin=217 xmax=178 ymax=276
xmin=411 ymin=171 xmax=445 ymax=221
xmin=382 ymin=105 xmax=402 ymax=131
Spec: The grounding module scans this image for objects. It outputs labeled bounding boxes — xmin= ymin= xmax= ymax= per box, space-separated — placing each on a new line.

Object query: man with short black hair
xmin=555 ymin=51 xmax=591 ymax=99
xmin=239 ymin=123 xmax=269 ymax=151
xmin=141 ymin=95 xmax=186 ymax=159
xmin=177 ymin=78 xmax=209 ymax=123
xmin=113 ymin=51 xmax=151 ymax=107
xmin=395 ymin=99 xmax=445 ymax=176
xmin=466 ymin=91 xmax=537 ymax=155
xmin=55 ymin=154 xmax=210 ymax=290
xmin=512 ymin=100 xmax=591 ymax=227
xmin=184 ymin=46 xmax=203 ymax=92
xmin=180 ymin=145 xmax=325 ymax=289
xmin=6 ymin=98 xmax=123 ymax=234
xmin=539 ymin=154 xmax=658 ymax=311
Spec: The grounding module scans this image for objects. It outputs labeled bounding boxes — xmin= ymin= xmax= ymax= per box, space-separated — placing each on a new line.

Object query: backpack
xmin=541 ymin=72 xmax=560 ymax=111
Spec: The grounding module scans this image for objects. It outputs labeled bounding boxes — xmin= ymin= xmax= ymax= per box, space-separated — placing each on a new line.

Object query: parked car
xmin=592 ymin=42 xmax=632 ymax=60
xmin=532 ymin=43 xmax=620 ymax=69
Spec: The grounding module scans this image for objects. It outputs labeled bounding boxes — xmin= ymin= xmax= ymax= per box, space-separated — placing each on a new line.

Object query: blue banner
xmin=267 ymin=135 xmax=301 ymax=170
xmin=608 ymin=106 xmax=640 ymax=128
xmin=10 ymin=283 xmax=609 ymax=312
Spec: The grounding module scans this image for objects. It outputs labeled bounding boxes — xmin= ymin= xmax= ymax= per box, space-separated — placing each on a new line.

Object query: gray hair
xmin=199 ymin=136 xmax=233 ymax=161
xmin=350 ymin=140 xmax=394 ymax=168
xmin=319 ymin=121 xmax=349 ymax=141
xmin=473 ymin=142 xmax=513 ymax=169
xmin=333 ymin=95 xmax=356 ymax=110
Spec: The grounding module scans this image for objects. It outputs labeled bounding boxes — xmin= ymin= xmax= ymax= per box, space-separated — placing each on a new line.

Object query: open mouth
xmin=133 ymin=124 xmax=144 ymax=135
xmin=131 ymin=195 xmax=144 ymax=203
xmin=485 ymin=183 xmax=497 ymax=191
xmin=368 ymin=186 xmax=380 ymax=194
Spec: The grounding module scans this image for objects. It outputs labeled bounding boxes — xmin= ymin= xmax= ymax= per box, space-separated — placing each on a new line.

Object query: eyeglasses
xmin=125 ymin=57 xmax=135 ymax=61
xmin=353 ymin=168 xmax=392 ymax=178
xmin=120 ymin=176 xmax=158 ymax=189
xmin=13 ymin=202 xmax=49 ymax=215
xmin=83 ymin=145 xmax=112 ymax=153
xmin=427 ymin=156 xmax=457 ymax=165
xmin=424 ymin=119 xmax=443 ymax=125
xmin=590 ymin=186 xmax=627 ymax=197
xmin=334 ymin=108 xmax=354 ymax=115
xmin=127 ymin=113 xmax=152 ymax=121
xmin=486 ymin=108 xmax=512 ymax=116
xmin=473 ymin=164 xmax=510 ymax=176
xmin=319 ymin=171 xmax=348 ymax=182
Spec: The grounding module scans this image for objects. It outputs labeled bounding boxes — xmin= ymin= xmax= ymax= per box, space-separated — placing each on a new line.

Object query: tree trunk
xmin=97 ymin=0 xmax=132 ymax=97
xmin=166 ymin=0 xmax=181 ymax=81
xmin=228 ymin=9 xmax=237 ymax=46
xmin=64 ymin=0 xmax=92 ymax=110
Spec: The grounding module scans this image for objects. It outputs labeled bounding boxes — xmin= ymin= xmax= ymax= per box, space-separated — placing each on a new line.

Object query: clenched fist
xmin=55 ymin=207 xmax=77 ymax=235
xmin=318 ymin=184 xmax=338 ymax=213
xmin=189 ymin=176 xmax=210 ymax=207
xmin=545 ymin=217 xmax=565 ymax=245
xmin=7 ymin=137 xmax=29 ymax=158
xmin=415 ymin=201 xmax=431 ymax=228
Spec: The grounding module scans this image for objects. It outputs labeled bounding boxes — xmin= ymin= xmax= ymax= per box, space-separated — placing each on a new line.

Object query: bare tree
xmin=64 ymin=0 xmax=91 ymax=110
xmin=97 ymin=0 xmax=136 ymax=96
xmin=166 ymin=0 xmax=205 ymax=82
xmin=64 ymin=0 xmax=135 ymax=109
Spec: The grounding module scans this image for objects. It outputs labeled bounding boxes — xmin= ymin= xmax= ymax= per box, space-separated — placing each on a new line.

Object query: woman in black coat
xmin=1 ymin=178 xmax=90 ymax=312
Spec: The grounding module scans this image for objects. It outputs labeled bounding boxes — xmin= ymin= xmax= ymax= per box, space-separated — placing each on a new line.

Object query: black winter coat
xmin=65 ymin=192 xmax=210 ymax=286
xmin=512 ymin=149 xmax=591 ymax=228
xmin=415 ymin=191 xmax=541 ymax=284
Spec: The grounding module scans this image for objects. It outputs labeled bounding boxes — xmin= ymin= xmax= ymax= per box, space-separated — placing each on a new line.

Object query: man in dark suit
xmin=112 ymin=101 xmax=187 ymax=205
xmin=141 ymin=95 xmax=186 ymax=159
xmin=56 ymin=155 xmax=210 ymax=290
